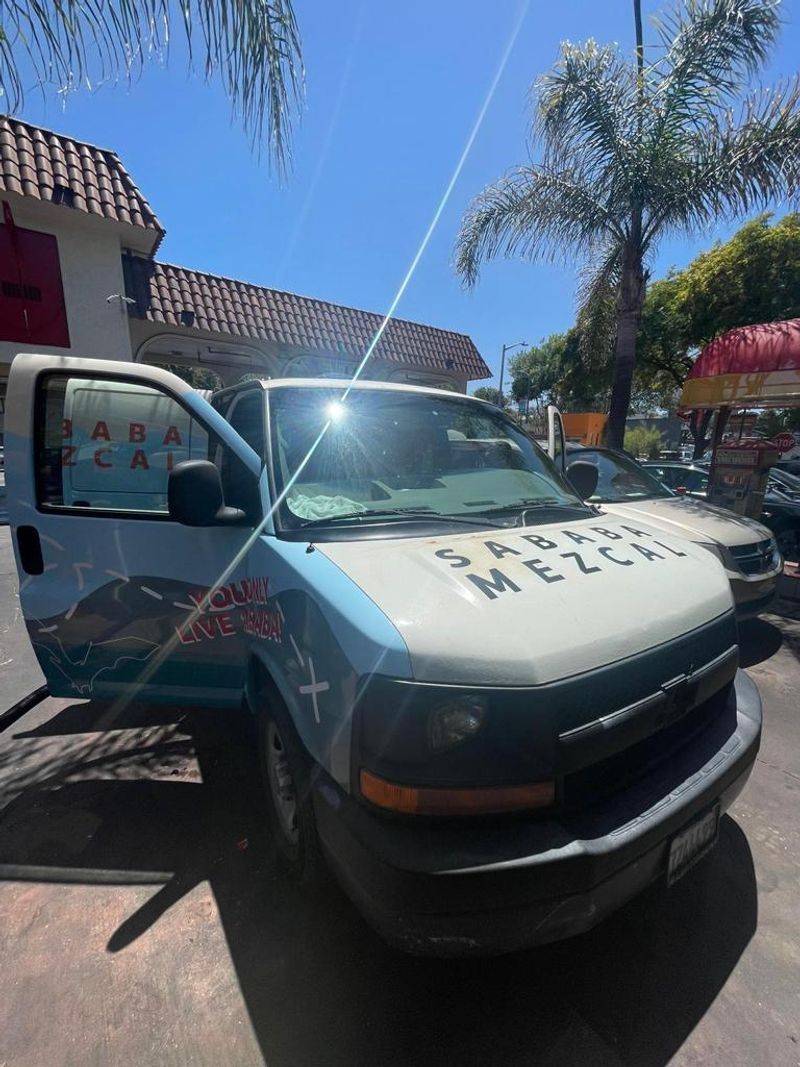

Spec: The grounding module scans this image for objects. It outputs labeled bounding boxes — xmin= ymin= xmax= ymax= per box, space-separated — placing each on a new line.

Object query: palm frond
xmin=642 ymin=78 xmax=800 ymax=246
xmin=708 ymin=80 xmax=800 ymax=210
xmin=0 ymin=0 xmax=303 ymax=173
xmin=455 ymin=165 xmax=624 ymax=287
xmin=576 ymin=244 xmax=622 ymax=365
xmin=534 ymin=40 xmax=638 ymax=188
xmin=653 ymin=0 xmax=781 ymax=128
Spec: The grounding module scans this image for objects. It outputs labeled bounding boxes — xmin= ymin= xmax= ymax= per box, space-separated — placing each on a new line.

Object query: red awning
xmin=687 ymin=319 xmax=800 ymax=379
xmin=680 ymin=319 xmax=800 ymax=409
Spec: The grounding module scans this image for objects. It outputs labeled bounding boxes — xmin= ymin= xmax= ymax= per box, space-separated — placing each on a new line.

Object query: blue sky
xmin=16 ymin=0 xmax=800 ymax=388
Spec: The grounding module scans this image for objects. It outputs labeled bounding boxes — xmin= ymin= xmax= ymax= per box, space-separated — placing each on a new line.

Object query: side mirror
xmin=168 ymin=460 xmax=246 ymax=526
xmin=674 ymin=485 xmax=688 ymax=496
xmin=567 ymin=461 xmax=599 ymax=500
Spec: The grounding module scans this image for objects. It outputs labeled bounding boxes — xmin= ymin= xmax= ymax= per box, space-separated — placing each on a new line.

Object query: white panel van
xmin=5 ymin=355 xmax=761 ymax=955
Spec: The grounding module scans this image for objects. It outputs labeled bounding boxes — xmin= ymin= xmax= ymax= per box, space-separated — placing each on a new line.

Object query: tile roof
xmin=0 ymin=116 xmax=164 ymax=242
xmin=125 ymin=258 xmax=491 ymax=381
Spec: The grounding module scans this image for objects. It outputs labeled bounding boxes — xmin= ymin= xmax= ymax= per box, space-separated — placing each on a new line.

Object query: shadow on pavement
xmin=737 ymin=617 xmax=784 ymax=667
xmin=0 ymin=699 xmax=758 ymax=1067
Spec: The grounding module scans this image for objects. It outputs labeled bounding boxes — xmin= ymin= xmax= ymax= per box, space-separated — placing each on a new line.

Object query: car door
xmin=547 ymin=405 xmax=566 ymax=472
xmin=5 ymin=353 xmax=263 ymax=705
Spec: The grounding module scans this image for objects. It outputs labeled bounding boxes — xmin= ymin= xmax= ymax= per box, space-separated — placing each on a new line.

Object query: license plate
xmin=667 ymin=804 xmax=720 ymax=886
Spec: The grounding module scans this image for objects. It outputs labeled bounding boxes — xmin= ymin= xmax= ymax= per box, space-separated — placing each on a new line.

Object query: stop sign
xmin=773 ymin=431 xmax=796 ymax=453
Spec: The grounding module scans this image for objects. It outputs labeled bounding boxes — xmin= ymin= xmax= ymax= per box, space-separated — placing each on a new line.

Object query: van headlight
xmin=428 ymin=695 xmax=487 ymax=752
xmin=354 ymin=678 xmax=554 ymax=805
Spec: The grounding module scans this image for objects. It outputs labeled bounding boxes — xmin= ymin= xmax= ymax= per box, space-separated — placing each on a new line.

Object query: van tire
xmin=255 ymin=685 xmax=321 ymax=882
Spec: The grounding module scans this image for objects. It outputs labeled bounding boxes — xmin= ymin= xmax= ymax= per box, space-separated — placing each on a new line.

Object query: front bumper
xmin=729 ymin=572 xmax=780 ymax=617
xmin=313 ymin=670 xmax=761 ymax=956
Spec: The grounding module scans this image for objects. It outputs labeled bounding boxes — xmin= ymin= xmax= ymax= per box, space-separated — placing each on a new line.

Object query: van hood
xmin=599 ymin=497 xmax=773 ymax=548
xmin=316 ymin=513 xmax=733 ymax=685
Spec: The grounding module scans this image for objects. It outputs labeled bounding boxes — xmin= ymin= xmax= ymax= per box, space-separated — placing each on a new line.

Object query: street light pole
xmin=498 ymin=341 xmax=527 ymax=405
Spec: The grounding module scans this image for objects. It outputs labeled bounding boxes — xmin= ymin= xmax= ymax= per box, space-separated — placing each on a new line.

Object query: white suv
xmin=566 ymin=445 xmax=782 ymax=618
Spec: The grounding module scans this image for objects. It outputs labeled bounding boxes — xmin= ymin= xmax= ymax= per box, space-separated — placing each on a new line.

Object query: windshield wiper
xmin=476 ymin=498 xmax=586 ymax=516
xmin=298 ymin=507 xmax=508 ymax=529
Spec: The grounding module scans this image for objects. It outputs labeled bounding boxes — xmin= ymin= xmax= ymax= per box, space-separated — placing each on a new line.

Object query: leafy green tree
xmin=0 ymin=0 xmax=302 ymax=172
xmin=510 ymin=335 xmax=567 ymax=410
xmin=160 ymin=364 xmax=224 ymax=390
xmin=757 ymin=409 xmax=800 ymax=437
xmin=639 ymin=212 xmax=800 ymax=382
xmin=671 ymin=212 xmax=800 ymax=342
xmin=455 ymin=0 xmax=800 ymax=449
xmin=624 ymin=425 xmax=665 ymax=458
xmin=637 ymin=211 xmax=800 ymax=453
xmin=512 ymin=214 xmax=800 ymax=428
xmin=472 ymin=386 xmax=505 ymax=407
xmin=510 ymin=329 xmax=675 ymax=417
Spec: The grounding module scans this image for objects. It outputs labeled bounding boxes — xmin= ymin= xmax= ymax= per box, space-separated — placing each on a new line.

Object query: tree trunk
xmin=606 ymin=254 xmax=645 ymax=449
xmin=690 ymin=409 xmax=713 ymax=459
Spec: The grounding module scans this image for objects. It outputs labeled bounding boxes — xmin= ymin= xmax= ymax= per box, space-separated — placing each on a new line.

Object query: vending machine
xmin=708 ymin=439 xmax=779 ymax=519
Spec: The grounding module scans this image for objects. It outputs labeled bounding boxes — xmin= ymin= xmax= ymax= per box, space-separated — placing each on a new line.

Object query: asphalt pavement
xmin=0 ymin=526 xmax=798 ymax=1067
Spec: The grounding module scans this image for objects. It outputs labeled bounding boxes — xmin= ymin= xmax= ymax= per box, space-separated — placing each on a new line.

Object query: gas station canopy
xmin=680 ymin=318 xmax=800 ymax=409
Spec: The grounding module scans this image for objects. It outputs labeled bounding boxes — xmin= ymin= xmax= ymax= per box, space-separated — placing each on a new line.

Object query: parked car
xmin=644 ymin=460 xmax=800 ymax=561
xmin=761 ymin=492 xmax=800 ymax=561
xmin=5 ymin=354 xmax=761 ymax=956
xmin=767 ymin=466 xmax=800 ymax=500
xmin=565 ymin=446 xmax=782 ymax=617
xmin=775 ymin=456 xmax=800 ymax=477
xmin=643 ymin=460 xmax=710 ymax=499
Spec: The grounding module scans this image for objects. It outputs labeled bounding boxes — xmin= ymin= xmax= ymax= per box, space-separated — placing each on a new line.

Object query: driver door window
xmin=37 ymin=374 xmax=210 ymax=513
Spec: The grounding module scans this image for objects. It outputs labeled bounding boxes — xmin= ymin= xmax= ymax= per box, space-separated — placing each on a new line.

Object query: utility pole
xmin=498 ymin=341 xmax=526 ymax=406
xmin=633 ymin=0 xmax=644 ymax=87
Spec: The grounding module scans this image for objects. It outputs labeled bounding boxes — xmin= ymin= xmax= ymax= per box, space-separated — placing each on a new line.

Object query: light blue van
xmin=6 ymin=353 xmax=761 ymax=954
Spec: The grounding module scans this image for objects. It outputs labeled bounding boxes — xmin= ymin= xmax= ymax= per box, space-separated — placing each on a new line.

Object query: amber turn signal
xmin=359 ymin=769 xmax=555 ymax=816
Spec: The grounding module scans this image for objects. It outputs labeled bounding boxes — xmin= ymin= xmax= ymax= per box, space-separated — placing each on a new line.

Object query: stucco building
xmin=0 ymin=116 xmax=489 ymax=443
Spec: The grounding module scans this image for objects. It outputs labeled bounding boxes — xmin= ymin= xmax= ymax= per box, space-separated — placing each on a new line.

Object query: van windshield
xmin=573 ymin=449 xmax=674 ymax=503
xmin=267 ymin=387 xmax=587 ymax=532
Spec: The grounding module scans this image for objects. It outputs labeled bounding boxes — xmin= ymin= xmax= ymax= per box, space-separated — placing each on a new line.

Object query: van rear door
xmin=5 ymin=354 xmax=262 ymax=705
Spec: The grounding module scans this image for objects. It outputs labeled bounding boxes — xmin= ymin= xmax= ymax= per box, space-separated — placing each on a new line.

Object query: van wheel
xmin=256 ymin=692 xmax=320 ymax=882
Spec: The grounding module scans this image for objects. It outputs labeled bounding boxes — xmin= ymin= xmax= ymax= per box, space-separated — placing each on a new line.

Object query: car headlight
xmin=766 ymin=537 xmax=783 ymax=571
xmin=428 ymin=695 xmax=487 ymax=752
xmin=695 ymin=541 xmax=729 ymax=567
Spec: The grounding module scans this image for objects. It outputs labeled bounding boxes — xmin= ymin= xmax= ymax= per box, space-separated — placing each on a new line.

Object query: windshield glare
xmin=571 ymin=449 xmax=673 ymax=503
xmin=267 ymin=387 xmax=584 ymax=530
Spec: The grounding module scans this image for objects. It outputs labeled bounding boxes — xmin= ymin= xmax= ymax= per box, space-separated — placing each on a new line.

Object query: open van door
xmin=547 ymin=404 xmax=566 ymax=473
xmin=5 ymin=354 xmax=263 ymax=706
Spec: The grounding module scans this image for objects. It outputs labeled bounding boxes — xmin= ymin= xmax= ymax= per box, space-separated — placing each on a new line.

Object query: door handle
xmin=17 ymin=525 xmax=44 ymax=575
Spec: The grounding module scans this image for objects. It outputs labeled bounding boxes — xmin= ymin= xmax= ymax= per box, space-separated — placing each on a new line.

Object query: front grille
xmin=730 ymin=538 xmax=777 ymax=575
xmin=562 ymin=682 xmax=735 ymax=810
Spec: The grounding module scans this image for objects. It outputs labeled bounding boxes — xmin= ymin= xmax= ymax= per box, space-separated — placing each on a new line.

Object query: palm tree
xmin=0 ymin=0 xmax=302 ymax=173
xmin=455 ymin=0 xmax=800 ymax=448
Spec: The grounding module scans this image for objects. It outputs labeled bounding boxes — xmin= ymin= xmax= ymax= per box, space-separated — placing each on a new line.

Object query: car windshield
xmin=267 ymin=387 xmax=586 ymax=531
xmin=571 ymin=449 xmax=674 ymax=503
